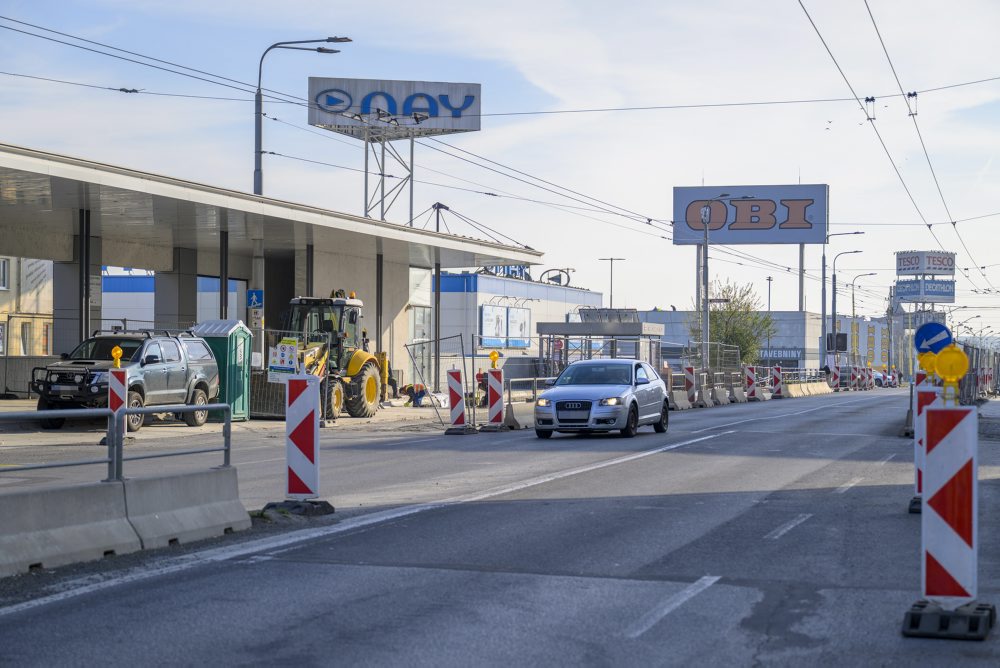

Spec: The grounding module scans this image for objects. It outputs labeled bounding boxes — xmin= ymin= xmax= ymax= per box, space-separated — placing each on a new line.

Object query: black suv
xmin=31 ymin=332 xmax=220 ymax=431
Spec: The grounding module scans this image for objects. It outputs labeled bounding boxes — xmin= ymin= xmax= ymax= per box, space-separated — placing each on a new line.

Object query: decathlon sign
xmin=895 ymin=250 xmax=956 ymax=276
xmin=672 ymin=185 xmax=829 ymax=245
xmin=308 ymin=78 xmax=481 ymax=138
xmin=896 ymin=278 xmax=956 ymax=303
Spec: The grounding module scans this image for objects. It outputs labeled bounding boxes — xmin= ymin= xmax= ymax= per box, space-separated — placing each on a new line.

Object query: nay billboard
xmin=672 ymin=185 xmax=828 ymax=245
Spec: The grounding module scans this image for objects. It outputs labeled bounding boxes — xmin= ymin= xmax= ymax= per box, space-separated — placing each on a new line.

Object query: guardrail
xmin=0 ymin=403 xmax=231 ymax=483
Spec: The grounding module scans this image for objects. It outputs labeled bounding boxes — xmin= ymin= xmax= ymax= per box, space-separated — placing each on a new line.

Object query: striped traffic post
xmin=684 ymin=366 xmax=696 ymax=406
xmin=444 ymin=368 xmax=474 ymax=435
xmin=744 ymin=365 xmax=758 ymax=401
xmin=911 ymin=377 xmax=941 ymax=514
xmin=108 ymin=367 xmax=126 ymax=478
xmin=285 ymin=375 xmax=320 ymax=500
xmin=828 ymin=365 xmax=839 ymax=391
xmin=772 ymin=366 xmax=782 ymax=398
xmin=480 ymin=368 xmax=507 ymax=431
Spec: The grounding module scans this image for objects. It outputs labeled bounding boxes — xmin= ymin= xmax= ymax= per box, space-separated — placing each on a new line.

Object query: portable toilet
xmin=191 ymin=319 xmax=253 ymax=421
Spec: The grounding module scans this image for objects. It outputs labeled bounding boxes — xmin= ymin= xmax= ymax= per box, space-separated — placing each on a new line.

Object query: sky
xmin=1 ymin=1 xmax=999 ymax=335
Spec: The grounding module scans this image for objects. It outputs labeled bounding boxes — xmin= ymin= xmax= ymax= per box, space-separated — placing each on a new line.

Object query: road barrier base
xmin=711 ymin=388 xmax=730 ymax=405
xmin=902 ymin=600 xmax=996 ymax=640
xmin=670 ymin=390 xmax=692 ymax=410
xmin=900 ymin=408 xmax=914 ymax=438
xmin=479 ymin=424 xmax=509 ymax=433
xmin=908 ymin=496 xmax=922 ymax=514
xmin=731 ymin=387 xmax=748 ymax=403
xmin=445 ymin=425 xmax=478 ymax=435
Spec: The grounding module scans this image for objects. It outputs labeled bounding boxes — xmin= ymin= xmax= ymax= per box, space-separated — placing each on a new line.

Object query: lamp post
xmin=955 ymin=314 xmax=980 ymax=332
xmin=254 ymin=36 xmax=350 ymax=195
xmin=849 ymin=272 xmax=877 ymax=318
xmin=697 ymin=193 xmax=753 ymax=370
xmin=831 ymin=250 xmax=862 ymax=364
xmin=598 ymin=257 xmax=625 ymax=308
xmin=821 ymin=231 xmax=864 ymax=365
xmin=766 ymin=276 xmax=773 ymax=361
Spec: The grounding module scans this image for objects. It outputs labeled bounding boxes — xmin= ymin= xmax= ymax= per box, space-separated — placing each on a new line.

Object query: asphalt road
xmin=3 ymin=389 xmax=1000 ymax=665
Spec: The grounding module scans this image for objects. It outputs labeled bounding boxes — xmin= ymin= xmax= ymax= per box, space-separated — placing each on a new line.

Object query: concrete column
xmin=219 ymin=230 xmax=229 ymax=320
xmin=154 ymin=248 xmax=198 ymax=330
xmin=52 ymin=210 xmax=102 ymax=354
xmin=376 ymin=253 xmax=384 ymax=354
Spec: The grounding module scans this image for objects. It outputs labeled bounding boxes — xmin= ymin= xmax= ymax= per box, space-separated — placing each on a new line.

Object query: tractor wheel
xmin=345 ymin=362 xmax=381 ymax=418
xmin=324 ymin=378 xmax=344 ymax=421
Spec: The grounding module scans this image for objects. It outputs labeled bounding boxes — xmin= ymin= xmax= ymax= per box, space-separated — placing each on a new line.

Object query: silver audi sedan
xmin=534 ymin=359 xmax=669 ymax=439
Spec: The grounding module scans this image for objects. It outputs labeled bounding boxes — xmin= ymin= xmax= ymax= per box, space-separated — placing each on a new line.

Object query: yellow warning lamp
xmin=917 ymin=351 xmax=937 ymax=377
xmin=349 ymin=291 xmax=356 ymax=299
xmin=936 ymin=344 xmax=969 ymax=405
xmin=489 ymin=350 xmax=500 ymax=369
xmin=111 ymin=345 xmax=123 ymax=369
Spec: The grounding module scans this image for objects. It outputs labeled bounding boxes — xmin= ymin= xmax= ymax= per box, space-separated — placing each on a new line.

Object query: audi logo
xmin=563 ymin=402 xmax=583 ymax=409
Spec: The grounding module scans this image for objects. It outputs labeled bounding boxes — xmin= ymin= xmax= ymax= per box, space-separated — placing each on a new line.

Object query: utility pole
xmin=598 ymin=258 xmax=625 ymax=308
xmin=432 ymin=203 xmax=449 ymax=393
xmin=766 ymin=276 xmax=773 ymax=361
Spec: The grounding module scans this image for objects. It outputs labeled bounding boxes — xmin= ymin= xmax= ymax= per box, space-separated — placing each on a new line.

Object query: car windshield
xmin=68 ymin=338 xmax=143 ymax=362
xmin=555 ymin=363 xmax=632 ymax=386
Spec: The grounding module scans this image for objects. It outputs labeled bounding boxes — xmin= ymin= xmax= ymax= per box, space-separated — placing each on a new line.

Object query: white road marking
xmin=0 ymin=431 xmax=732 ymax=619
xmin=689 ymin=397 xmax=879 ymax=433
xmin=624 ymin=575 xmax=721 ymax=638
xmin=763 ymin=513 xmax=812 ymax=540
xmin=833 ymin=477 xmax=864 ymax=494
xmin=877 ymin=453 xmax=895 ymax=465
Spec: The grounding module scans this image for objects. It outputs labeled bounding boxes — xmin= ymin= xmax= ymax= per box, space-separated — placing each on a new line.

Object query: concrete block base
xmin=671 ymin=391 xmax=692 ymax=410
xmin=0 ymin=481 xmax=140 ymax=578
xmin=124 ymin=468 xmax=251 ymax=550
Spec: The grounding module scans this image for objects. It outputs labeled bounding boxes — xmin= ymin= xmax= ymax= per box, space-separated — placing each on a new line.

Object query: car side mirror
xmin=636 ymin=377 xmax=650 ymax=385
xmin=60 ymin=352 xmax=69 ymax=360
xmin=544 ymin=378 xmax=555 ymax=386
xmin=143 ymin=354 xmax=161 ymax=366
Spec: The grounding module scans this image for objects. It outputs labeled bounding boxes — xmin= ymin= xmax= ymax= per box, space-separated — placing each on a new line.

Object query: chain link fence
xmin=249 ymin=328 xmax=334 ymax=420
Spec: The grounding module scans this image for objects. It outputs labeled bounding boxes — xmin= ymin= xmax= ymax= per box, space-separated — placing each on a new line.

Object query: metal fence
xmin=0 ymin=403 xmax=231 ymax=483
xmin=249 ymin=328 xmax=334 ymax=420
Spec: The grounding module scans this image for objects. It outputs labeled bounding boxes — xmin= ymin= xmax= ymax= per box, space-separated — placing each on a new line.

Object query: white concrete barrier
xmin=712 ymin=387 xmax=730 ymax=405
xmin=0 ymin=481 xmax=140 ymax=578
xmin=671 ymin=390 xmax=693 ymax=410
xmin=731 ymin=387 xmax=748 ymax=403
xmin=123 ymin=468 xmax=251 ymax=549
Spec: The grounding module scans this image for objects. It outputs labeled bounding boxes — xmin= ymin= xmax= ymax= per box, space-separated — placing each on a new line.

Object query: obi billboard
xmin=894 ymin=250 xmax=956 ymax=276
xmin=672 ymin=185 xmax=828 ymax=245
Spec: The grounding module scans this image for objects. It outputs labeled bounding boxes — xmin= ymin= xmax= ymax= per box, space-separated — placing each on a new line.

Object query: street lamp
xmin=698 ymin=193 xmax=753 ymax=369
xmin=849 ymin=272 xmax=877 ymax=318
xmin=254 ymin=36 xmax=351 ymax=195
xmin=955 ymin=314 xmax=980 ymax=331
xmin=598 ymin=257 xmax=625 ymax=308
xmin=821 ymin=231 xmax=864 ymax=365
xmin=830 ymin=250 xmax=862 ymax=364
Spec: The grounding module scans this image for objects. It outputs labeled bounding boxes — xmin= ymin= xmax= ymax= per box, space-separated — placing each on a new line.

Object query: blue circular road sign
xmin=914 ymin=322 xmax=953 ymax=354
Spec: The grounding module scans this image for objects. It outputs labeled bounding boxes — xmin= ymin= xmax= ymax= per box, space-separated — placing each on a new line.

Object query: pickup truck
xmin=31 ymin=332 xmax=220 ymax=432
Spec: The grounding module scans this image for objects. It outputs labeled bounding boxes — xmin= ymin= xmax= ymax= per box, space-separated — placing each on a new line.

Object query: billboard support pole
xmin=363 ymin=131 xmax=369 ymax=217
xmin=409 ymin=137 xmax=415 ymax=227
xmin=798 ymin=244 xmax=805 ymax=312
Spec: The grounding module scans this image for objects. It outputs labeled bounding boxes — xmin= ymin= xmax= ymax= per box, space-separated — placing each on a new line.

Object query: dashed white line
xmin=762 ymin=513 xmax=812 ymax=540
xmin=833 ymin=477 xmax=864 ymax=494
xmin=625 ymin=575 xmax=721 ymax=638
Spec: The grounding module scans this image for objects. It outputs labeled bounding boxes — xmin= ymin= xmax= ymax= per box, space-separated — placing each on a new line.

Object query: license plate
xmin=52 ymin=385 xmax=78 ymax=392
xmin=558 ymin=410 xmax=589 ymax=420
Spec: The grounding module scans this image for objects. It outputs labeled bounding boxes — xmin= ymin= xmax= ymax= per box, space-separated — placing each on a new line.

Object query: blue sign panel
xmin=247 ymin=289 xmax=264 ymax=309
xmin=923 ymin=279 xmax=956 ymax=302
xmin=895 ymin=279 xmax=922 ymax=302
xmin=914 ymin=322 xmax=952 ymax=354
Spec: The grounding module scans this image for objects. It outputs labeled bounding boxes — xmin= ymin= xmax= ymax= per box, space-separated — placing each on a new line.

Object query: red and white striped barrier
xmin=849 ymin=366 xmax=856 ymax=391
xmin=744 ymin=365 xmax=758 ymax=401
xmin=285 ymin=375 xmax=320 ymax=500
xmin=447 ymin=369 xmax=466 ymax=428
xmin=923 ymin=405 xmax=978 ymax=608
xmin=109 ymin=368 xmax=127 ymax=435
xmin=829 ymin=365 xmax=839 ymax=391
xmin=487 ymin=368 xmax=504 ymax=426
xmin=772 ymin=366 xmax=782 ymax=398
xmin=915 ymin=383 xmax=942 ymax=504
xmin=684 ymin=366 xmax=696 ymax=405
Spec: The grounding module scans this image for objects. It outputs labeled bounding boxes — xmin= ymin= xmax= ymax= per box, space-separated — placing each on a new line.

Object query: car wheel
xmin=535 ymin=429 xmax=552 ymax=439
xmin=126 ymin=391 xmax=145 ymax=433
xmin=653 ymin=402 xmax=669 ymax=433
xmin=37 ymin=396 xmax=65 ymax=430
xmin=620 ymin=405 xmax=638 ymax=438
xmin=183 ymin=389 xmax=208 ymax=427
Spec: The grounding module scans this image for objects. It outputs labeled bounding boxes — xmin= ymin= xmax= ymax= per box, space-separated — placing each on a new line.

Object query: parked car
xmin=534 ymin=358 xmax=668 ymax=439
xmin=31 ymin=332 xmax=220 ymax=431
xmin=874 ymin=370 xmax=896 ymax=388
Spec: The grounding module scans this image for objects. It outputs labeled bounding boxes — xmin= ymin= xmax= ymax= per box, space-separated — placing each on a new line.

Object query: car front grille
xmin=555 ymin=401 xmax=592 ymax=411
xmin=556 ymin=400 xmax=592 ymax=424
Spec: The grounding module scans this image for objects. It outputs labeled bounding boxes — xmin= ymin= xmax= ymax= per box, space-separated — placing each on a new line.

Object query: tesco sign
xmin=672 ymin=185 xmax=828 ymax=246
xmin=895 ymin=251 xmax=956 ymax=276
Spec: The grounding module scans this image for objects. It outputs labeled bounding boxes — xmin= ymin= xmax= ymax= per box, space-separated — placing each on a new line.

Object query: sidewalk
xmin=979 ymin=396 xmax=1000 ymax=441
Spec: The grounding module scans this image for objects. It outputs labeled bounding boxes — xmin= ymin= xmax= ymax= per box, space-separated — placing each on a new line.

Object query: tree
xmin=689 ymin=280 xmax=776 ymax=366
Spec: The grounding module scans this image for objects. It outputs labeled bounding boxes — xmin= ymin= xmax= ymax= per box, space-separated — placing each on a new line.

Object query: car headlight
xmin=599 ymin=397 xmax=623 ymax=406
xmin=536 ymin=398 xmax=551 ymax=407
xmin=89 ymin=372 xmax=108 ymax=385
